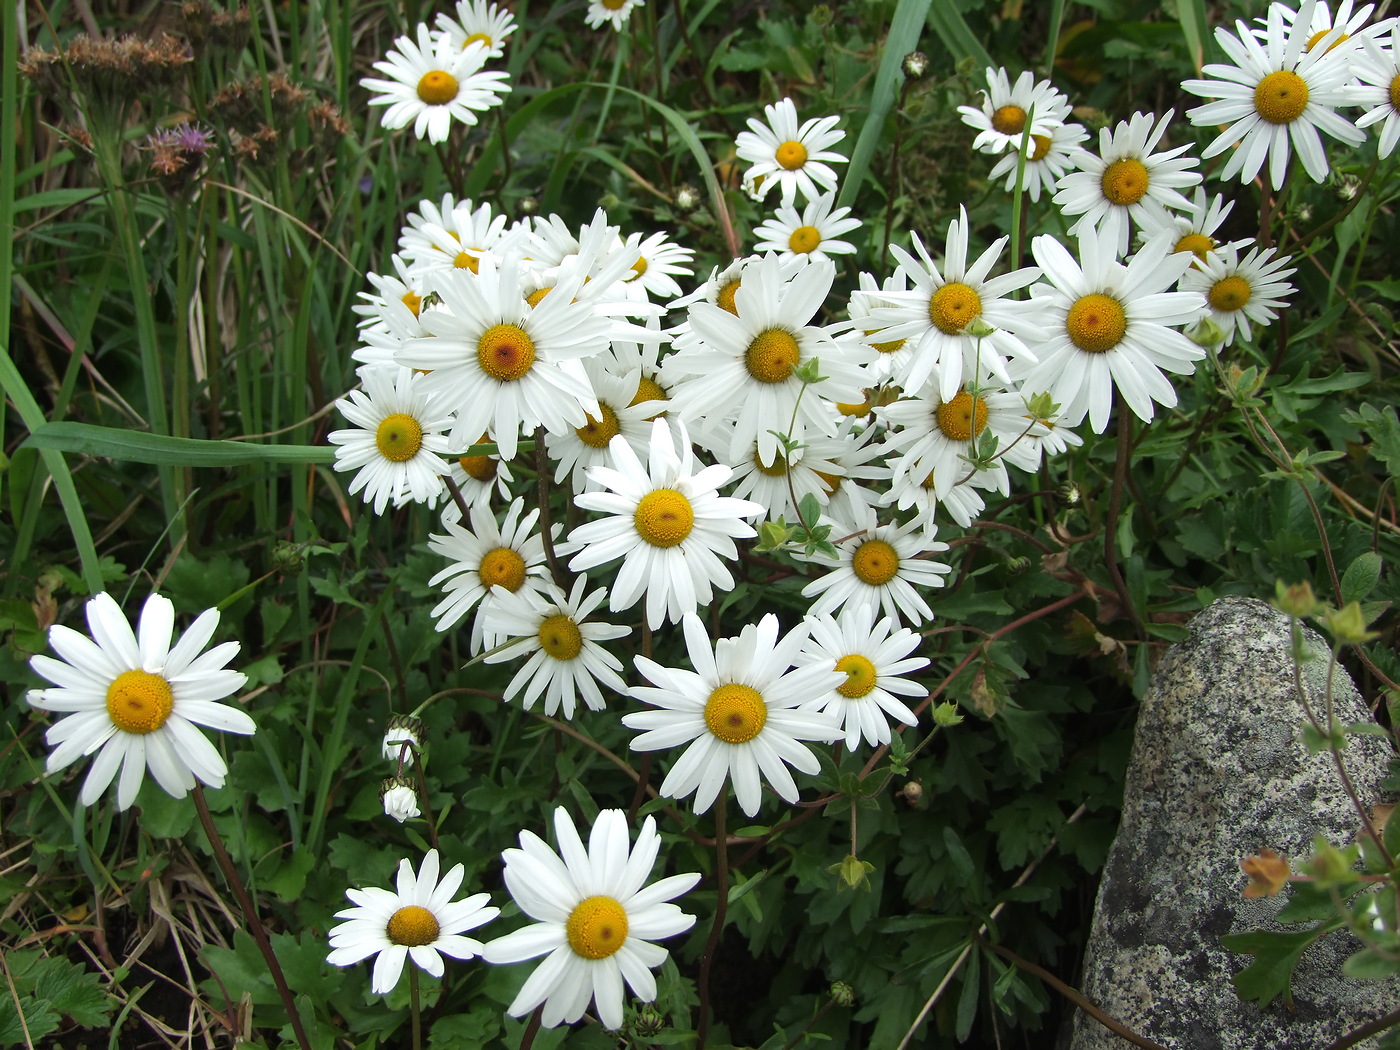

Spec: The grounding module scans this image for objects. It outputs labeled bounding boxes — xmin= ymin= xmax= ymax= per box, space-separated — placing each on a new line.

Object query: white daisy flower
xmin=752 ymin=192 xmax=862 ymax=262
xmin=398 ymin=255 xmax=611 ymax=461
xmin=1134 ymin=186 xmax=1252 ymax=263
xmin=362 ymin=24 xmax=510 ymax=145
xmin=435 ymin=0 xmax=517 ymax=58
xmin=327 ymin=849 xmax=497 ymax=994
xmin=717 ymin=433 xmax=850 ymax=526
xmin=545 ymin=361 xmax=661 ymax=494
xmin=987 ymin=120 xmax=1091 ymax=202
xmin=586 ymin=0 xmax=645 ymax=32
xmin=1182 ymin=0 xmax=1366 ymax=190
xmin=623 ymin=613 xmax=843 ymax=816
xmin=439 ymin=430 xmax=517 ymax=526
xmin=799 ymin=503 xmax=952 ymax=627
xmin=427 ymin=497 xmax=555 ymax=647
xmin=399 ymin=197 xmax=512 ymax=282
xmin=482 ymin=808 xmax=699 ymax=1030
xmin=1180 ymin=244 xmax=1296 ymax=346
xmin=843 ymin=269 xmax=913 ymax=385
xmin=858 ymin=206 xmax=1042 ymax=402
xmin=1053 ymin=110 xmax=1202 ymax=258
xmin=734 ymin=97 xmax=848 ymax=208
xmin=1269 ymin=0 xmax=1394 ymax=47
xmin=329 ymin=367 xmax=454 ymax=515
xmin=1354 ymin=25 xmax=1400 ymax=156
xmin=27 ymin=592 xmax=254 ymax=811
xmin=619 ymin=231 xmax=695 ymax=302
xmin=798 ymin=603 xmax=927 ymax=750
xmin=1016 ymin=229 xmax=1206 ymax=433
xmin=878 ymin=462 xmax=993 ymax=533
xmin=667 ymin=254 xmax=867 ymax=465
xmin=957 ymin=67 xmax=1070 ymax=155
xmin=354 ymin=256 xmax=427 ymax=333
xmin=483 ymin=577 xmax=630 ymax=719
xmin=568 ymin=418 xmax=764 ymax=631
xmin=601 ymin=319 xmax=672 ymax=413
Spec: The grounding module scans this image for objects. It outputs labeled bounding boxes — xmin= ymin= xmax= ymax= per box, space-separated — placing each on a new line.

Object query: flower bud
xmin=382 ymin=713 xmax=425 ymax=769
xmin=673 ymin=184 xmax=702 ymax=213
xmin=902 ymin=51 xmax=929 ymax=79
xmin=380 ymin=777 xmax=421 ymax=823
xmin=829 ymin=980 xmax=856 ymax=1007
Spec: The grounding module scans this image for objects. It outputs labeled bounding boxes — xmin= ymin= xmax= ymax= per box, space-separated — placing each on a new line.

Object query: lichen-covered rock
xmin=1068 ymin=597 xmax=1400 ymax=1050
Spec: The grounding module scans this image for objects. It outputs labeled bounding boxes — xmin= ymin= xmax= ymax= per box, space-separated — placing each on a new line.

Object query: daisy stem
xmin=409 ymin=965 xmax=423 ymax=1050
xmin=413 ymin=755 xmax=441 ymax=852
xmin=534 ymin=425 xmax=570 ymax=589
xmin=443 ymin=474 xmax=472 ymax=523
xmin=1104 ymin=409 xmax=1146 ymax=642
xmin=520 ymin=1005 xmax=545 ymax=1050
xmin=696 ymin=789 xmax=729 ymax=1049
xmin=192 ymin=785 xmax=314 ymax=1050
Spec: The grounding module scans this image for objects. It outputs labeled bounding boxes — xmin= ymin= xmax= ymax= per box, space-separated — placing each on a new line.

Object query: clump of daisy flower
xmin=27 ymin=592 xmax=254 ymax=810
xmin=327 ymin=849 xmax=497 ymax=994
xmin=624 ymin=613 xmax=844 ymax=815
xmin=957 ymin=67 xmax=1069 ymax=155
xmin=753 ymin=192 xmax=863 ymax=262
xmin=735 ymin=97 xmax=848 ymax=207
xmin=1180 ymin=244 xmax=1297 ymax=347
xmin=482 ymin=808 xmax=699 ymax=1029
xmin=362 ymin=23 xmax=511 ymax=144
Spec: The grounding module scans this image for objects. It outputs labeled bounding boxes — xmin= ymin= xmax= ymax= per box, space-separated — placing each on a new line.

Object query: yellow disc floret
xmin=602 ymin=0 xmax=628 ymax=9
xmin=401 ymin=290 xmax=423 ymax=316
xmin=1390 ymin=73 xmax=1400 ymax=113
xmin=387 ymin=905 xmax=441 ymax=947
xmin=1208 ymin=275 xmax=1252 ymax=313
xmin=538 ymin=614 xmax=583 ymax=661
xmin=1100 ymin=158 xmax=1150 ymax=206
xmin=788 ymin=225 xmax=823 ymax=255
xmin=1305 ymin=28 xmax=1349 ymax=52
xmin=453 ymin=250 xmax=480 ymax=273
xmin=631 ymin=375 xmax=669 ymax=412
xmin=375 ymin=413 xmax=424 ymax=462
xmin=835 ymin=654 xmax=878 ymax=698
xmin=1030 ymin=134 xmax=1052 ymax=161
xmin=745 ymin=329 xmax=801 ymax=384
xmin=775 ymin=140 xmax=808 ymax=170
xmin=935 ymin=391 xmax=989 ymax=442
xmin=851 ymin=538 xmax=899 ymax=586
xmin=1066 ymin=293 xmax=1127 ymax=354
xmin=575 ymin=404 xmax=621 ymax=448
xmin=1174 ymin=233 xmax=1215 ymax=260
xmin=991 ymin=104 xmax=1027 ymax=135
xmin=634 ymin=488 xmax=694 ymax=547
xmin=566 ymin=896 xmax=628 ymax=959
xmin=477 ymin=324 xmax=536 ymax=381
xmin=753 ymin=447 xmax=789 ymax=477
xmin=1254 ymin=70 xmax=1309 ymax=124
xmin=525 ymin=286 xmax=553 ymax=308
xmin=105 ymin=669 xmax=175 ymax=735
xmin=416 ymin=70 xmax=459 ymax=105
xmin=929 ymin=282 xmax=983 ymax=335
xmin=459 ymin=452 xmax=497 ymax=481
xmin=704 ymin=683 xmax=767 ymax=743
xmin=478 ymin=546 xmax=527 ymax=591
xmin=716 ymin=279 xmax=742 ymax=315
xmin=462 ymin=32 xmax=493 ymax=48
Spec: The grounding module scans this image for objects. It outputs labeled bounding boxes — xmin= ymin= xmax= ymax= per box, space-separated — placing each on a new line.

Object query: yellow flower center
xmin=991 ymin=104 xmax=1027 ymax=135
xmin=105 ymin=669 xmax=174 ymax=735
xmin=775 ymin=140 xmax=808 ymax=170
xmin=836 ymin=397 xmax=871 ymax=416
xmin=478 ymin=546 xmax=527 ymax=591
xmin=634 ymin=488 xmax=694 ymax=547
xmin=745 ymin=329 xmax=801 ymax=384
xmin=375 ymin=413 xmax=424 ymax=462
xmin=1174 ymin=232 xmax=1215 ymax=260
xmin=1066 ymin=293 xmax=1127 ymax=354
xmin=1390 ymin=72 xmax=1400 ymax=112
xmin=1305 ymin=28 xmax=1349 ymax=52
xmin=525 ymin=286 xmax=553 ymax=308
xmin=851 ymin=538 xmax=899 ymax=585
xmin=575 ymin=403 xmax=621 ymax=448
xmin=477 ymin=323 xmax=536 ymax=381
xmin=538 ymin=614 xmax=583 ymax=660
xmin=935 ymin=391 xmax=989 ymax=442
xmin=401 ymin=290 xmax=423 ymax=315
xmin=704 ymin=683 xmax=767 ymax=743
xmin=716 ymin=279 xmax=742 ymax=315
xmin=453 ymin=250 xmax=480 ymax=273
xmin=416 ymin=70 xmax=459 ymax=105
xmin=835 ymin=653 xmax=878 ymax=698
xmin=1101 ymin=158 xmax=1149 ymax=206
xmin=631 ymin=375 xmax=669 ymax=411
xmin=1254 ymin=70 xmax=1309 ymax=124
xmin=462 ymin=32 xmax=493 ymax=48
xmin=866 ymin=329 xmax=906 ymax=354
xmin=1030 ymin=134 xmax=1052 ymax=161
xmin=459 ymin=452 xmax=497 ymax=481
xmin=566 ymin=896 xmax=628 ymax=959
xmin=929 ymin=282 xmax=983 ymax=335
xmin=788 ymin=225 xmax=823 ymax=254
xmin=1208 ymin=275 xmax=1252 ymax=313
xmin=602 ymin=0 xmax=628 ymax=9
xmin=753 ymin=446 xmax=789 ymax=477
xmin=386 ymin=905 xmax=441 ymax=947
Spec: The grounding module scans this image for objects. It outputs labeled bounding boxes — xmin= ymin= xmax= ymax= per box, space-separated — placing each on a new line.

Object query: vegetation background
xmin=2 ymin=0 xmax=1398 ymax=1047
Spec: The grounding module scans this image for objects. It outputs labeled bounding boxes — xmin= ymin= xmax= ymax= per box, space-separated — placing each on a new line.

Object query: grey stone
xmin=1068 ymin=597 xmax=1400 ymax=1050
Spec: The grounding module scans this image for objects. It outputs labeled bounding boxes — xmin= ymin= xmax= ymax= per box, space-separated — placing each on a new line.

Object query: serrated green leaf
xmin=941 ymin=826 xmax=976 ymax=886
xmin=1343 ymin=946 xmax=1400 ymax=980
xmin=33 ymin=957 xmax=111 ymax=1028
xmin=1342 ymin=552 xmax=1384 ymax=604
xmin=1221 ymin=923 xmax=1340 ymax=1006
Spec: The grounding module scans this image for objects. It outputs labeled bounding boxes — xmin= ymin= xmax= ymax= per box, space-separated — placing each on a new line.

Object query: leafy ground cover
xmin=3 ymin=0 xmax=1400 ymax=1047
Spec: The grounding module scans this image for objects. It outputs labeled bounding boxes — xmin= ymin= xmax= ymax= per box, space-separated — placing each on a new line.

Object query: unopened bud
xmin=1058 ymin=481 xmax=1081 ymax=505
xmin=632 ymin=1004 xmax=665 ymax=1037
xmin=902 ymin=51 xmax=929 ymax=79
xmin=673 ymin=184 xmax=702 ymax=213
xmin=1334 ymin=173 xmax=1362 ymax=201
xmin=829 ymin=980 xmax=856 ymax=1007
xmin=382 ymin=713 xmax=425 ymax=768
xmin=900 ymin=780 xmax=924 ymax=805
xmin=380 ymin=776 xmax=421 ymax=823
xmin=1273 ymin=579 xmax=1320 ymax=619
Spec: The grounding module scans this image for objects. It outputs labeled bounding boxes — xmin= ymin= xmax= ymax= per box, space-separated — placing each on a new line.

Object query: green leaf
xmin=32 ymin=957 xmax=111 ymax=1028
xmin=1343 ymin=947 xmax=1400 ymax=981
xmin=22 ymin=422 xmax=334 ymax=466
xmin=927 ymin=4 xmax=993 ymax=69
xmin=1221 ymin=923 xmax=1341 ymax=1006
xmin=1342 ymin=552 xmax=1384 ymax=604
xmin=0 ymin=993 xmax=60 ymax=1045
xmin=430 ymin=1011 xmax=504 ymax=1049
xmin=941 ymin=826 xmax=976 ymax=886
xmin=954 ymin=946 xmax=981 ymax=1042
